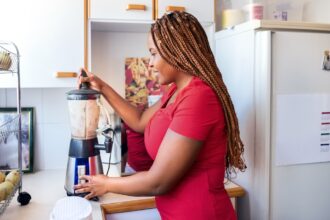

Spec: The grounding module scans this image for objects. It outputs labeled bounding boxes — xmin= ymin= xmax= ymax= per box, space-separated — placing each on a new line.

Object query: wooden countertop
xmin=1 ymin=170 xmax=245 ymax=220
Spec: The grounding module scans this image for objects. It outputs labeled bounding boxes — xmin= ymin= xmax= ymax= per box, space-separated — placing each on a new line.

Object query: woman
xmin=75 ymin=11 xmax=246 ymax=220
xmin=121 ymin=121 xmax=154 ymax=172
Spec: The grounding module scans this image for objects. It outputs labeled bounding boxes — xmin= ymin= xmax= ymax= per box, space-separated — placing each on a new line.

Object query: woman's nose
xmin=148 ymin=60 xmax=154 ymax=69
xmin=148 ymin=65 xmax=153 ymax=72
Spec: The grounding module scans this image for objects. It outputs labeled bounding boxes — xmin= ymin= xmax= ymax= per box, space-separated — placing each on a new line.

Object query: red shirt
xmin=144 ymin=77 xmax=236 ymax=220
xmin=124 ymin=124 xmax=153 ymax=171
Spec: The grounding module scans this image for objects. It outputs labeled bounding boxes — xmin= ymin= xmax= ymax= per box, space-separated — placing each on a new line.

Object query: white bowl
xmin=50 ymin=196 xmax=93 ymax=220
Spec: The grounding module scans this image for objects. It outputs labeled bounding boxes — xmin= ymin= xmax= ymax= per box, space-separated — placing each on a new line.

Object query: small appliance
xmin=64 ymin=70 xmax=113 ymax=198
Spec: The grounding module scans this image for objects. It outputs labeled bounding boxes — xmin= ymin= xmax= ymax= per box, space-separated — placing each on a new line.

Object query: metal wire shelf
xmin=0 ymin=41 xmax=30 ymax=216
xmin=0 ymin=173 xmax=21 ymax=215
xmin=0 ymin=114 xmax=21 ymax=215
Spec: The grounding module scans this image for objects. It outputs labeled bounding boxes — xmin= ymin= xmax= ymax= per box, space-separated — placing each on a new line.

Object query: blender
xmin=64 ymin=70 xmax=113 ymax=198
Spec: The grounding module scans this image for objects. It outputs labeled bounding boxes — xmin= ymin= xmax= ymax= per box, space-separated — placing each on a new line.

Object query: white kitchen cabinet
xmin=90 ymin=0 xmax=154 ymax=21
xmin=157 ymin=0 xmax=214 ymax=23
xmin=90 ymin=0 xmax=214 ymax=24
xmin=0 ymin=0 xmax=84 ymax=88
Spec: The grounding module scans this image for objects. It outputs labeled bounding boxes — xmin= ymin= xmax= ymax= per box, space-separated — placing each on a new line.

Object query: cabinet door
xmin=157 ymin=0 xmax=214 ymax=23
xmin=90 ymin=0 xmax=153 ymax=21
xmin=0 ymin=0 xmax=84 ymax=88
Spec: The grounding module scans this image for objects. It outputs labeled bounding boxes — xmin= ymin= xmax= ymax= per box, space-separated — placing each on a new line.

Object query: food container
xmin=243 ymin=1 xmax=265 ymax=20
xmin=267 ymin=0 xmax=304 ymax=21
xmin=222 ymin=9 xmax=245 ymax=28
xmin=221 ymin=0 xmax=266 ymax=29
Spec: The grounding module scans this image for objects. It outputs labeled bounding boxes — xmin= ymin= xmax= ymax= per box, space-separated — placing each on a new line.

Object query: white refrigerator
xmin=215 ymin=20 xmax=330 ymax=220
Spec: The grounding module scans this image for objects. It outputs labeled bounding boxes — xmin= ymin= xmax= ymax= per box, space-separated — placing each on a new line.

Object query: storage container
xmin=267 ymin=0 xmax=303 ymax=21
xmin=221 ymin=0 xmax=266 ymax=29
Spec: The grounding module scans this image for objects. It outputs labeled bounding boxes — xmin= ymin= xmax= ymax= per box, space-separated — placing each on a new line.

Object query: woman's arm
xmin=75 ymin=129 xmax=203 ymax=199
xmin=100 ymin=82 xmax=161 ymax=132
xmin=79 ymin=69 xmax=161 ymax=132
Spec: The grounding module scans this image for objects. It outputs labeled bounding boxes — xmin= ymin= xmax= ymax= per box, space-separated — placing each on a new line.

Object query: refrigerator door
xmin=271 ymin=31 xmax=330 ymax=220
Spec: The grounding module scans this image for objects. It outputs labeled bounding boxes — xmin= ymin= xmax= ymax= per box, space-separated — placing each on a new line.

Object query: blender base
xmin=66 ymin=191 xmax=99 ymax=201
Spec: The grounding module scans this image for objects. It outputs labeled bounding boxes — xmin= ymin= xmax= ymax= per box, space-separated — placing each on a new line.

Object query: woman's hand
xmin=78 ymin=68 xmax=106 ymax=92
xmin=74 ymin=174 xmax=110 ymax=200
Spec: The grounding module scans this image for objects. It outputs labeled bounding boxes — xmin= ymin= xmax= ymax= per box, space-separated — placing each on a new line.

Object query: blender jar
xmin=67 ymin=88 xmax=101 ymax=140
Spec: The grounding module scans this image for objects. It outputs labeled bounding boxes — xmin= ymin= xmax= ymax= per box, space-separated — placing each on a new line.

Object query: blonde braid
xmin=151 ymin=11 xmax=246 ymax=173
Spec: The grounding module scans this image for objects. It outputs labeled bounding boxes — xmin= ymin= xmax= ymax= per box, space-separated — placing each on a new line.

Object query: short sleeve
xmin=169 ymin=86 xmax=223 ymax=141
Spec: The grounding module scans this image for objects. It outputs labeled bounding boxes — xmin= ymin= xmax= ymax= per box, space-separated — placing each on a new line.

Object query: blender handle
xmin=80 ymin=69 xmax=90 ymax=90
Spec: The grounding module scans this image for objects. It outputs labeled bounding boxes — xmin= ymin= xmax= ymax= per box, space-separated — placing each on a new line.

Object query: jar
xmin=242 ymin=0 xmax=265 ymax=20
xmin=221 ymin=0 xmax=245 ymax=28
xmin=267 ymin=0 xmax=304 ymax=21
xmin=220 ymin=0 xmax=266 ymax=29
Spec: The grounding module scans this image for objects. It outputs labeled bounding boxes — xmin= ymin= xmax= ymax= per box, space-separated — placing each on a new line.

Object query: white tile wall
xmin=1 ymin=88 xmax=73 ymax=171
xmin=42 ymin=123 xmax=71 ymax=170
xmin=6 ymin=88 xmax=43 ymax=124
xmin=42 ymin=89 xmax=70 ymax=124
xmin=34 ymin=124 xmax=45 ymax=170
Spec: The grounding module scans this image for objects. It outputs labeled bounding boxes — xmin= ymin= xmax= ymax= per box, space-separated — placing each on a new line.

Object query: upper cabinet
xmin=90 ymin=0 xmax=214 ymax=24
xmin=0 ymin=0 xmax=214 ymax=88
xmin=90 ymin=0 xmax=154 ymax=21
xmin=157 ymin=0 xmax=214 ymax=24
xmin=0 ymin=0 xmax=84 ymax=88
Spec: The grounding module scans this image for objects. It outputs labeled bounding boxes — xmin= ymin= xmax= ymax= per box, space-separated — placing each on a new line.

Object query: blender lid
xmin=67 ymin=88 xmax=101 ymax=100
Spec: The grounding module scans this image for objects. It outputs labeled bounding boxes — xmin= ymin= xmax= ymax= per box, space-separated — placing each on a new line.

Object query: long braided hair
xmin=151 ymin=11 xmax=246 ymax=174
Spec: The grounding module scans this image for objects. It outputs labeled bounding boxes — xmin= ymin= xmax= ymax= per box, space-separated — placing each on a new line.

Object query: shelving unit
xmin=0 ymin=41 xmax=31 ymax=216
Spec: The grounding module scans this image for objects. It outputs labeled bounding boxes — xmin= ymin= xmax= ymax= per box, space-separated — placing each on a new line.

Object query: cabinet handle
xmin=166 ymin=6 xmax=185 ymax=12
xmin=126 ymin=4 xmax=146 ymax=11
xmin=56 ymin=72 xmax=77 ymax=78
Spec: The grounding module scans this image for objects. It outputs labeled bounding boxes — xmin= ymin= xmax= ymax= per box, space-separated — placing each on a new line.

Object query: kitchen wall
xmin=215 ymin=0 xmax=330 ymax=30
xmin=0 ymin=88 xmax=72 ymax=171
xmin=302 ymin=0 xmax=330 ymax=23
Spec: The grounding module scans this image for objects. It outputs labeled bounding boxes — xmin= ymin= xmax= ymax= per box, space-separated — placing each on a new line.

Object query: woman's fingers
xmin=81 ymin=68 xmax=95 ymax=78
xmin=77 ymin=68 xmax=93 ymax=88
xmin=81 ymin=68 xmax=90 ymax=76
xmin=79 ymin=71 xmax=95 ymax=83
xmin=77 ymin=68 xmax=103 ymax=91
xmin=75 ymin=187 xmax=86 ymax=194
xmin=75 ymin=175 xmax=93 ymax=189
xmin=80 ymin=175 xmax=93 ymax=182
xmin=73 ymin=175 xmax=100 ymax=200
xmin=74 ymin=184 xmax=87 ymax=194
xmin=74 ymin=183 xmax=92 ymax=194
xmin=84 ymin=192 xmax=95 ymax=200
xmin=75 ymin=184 xmax=96 ymax=200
